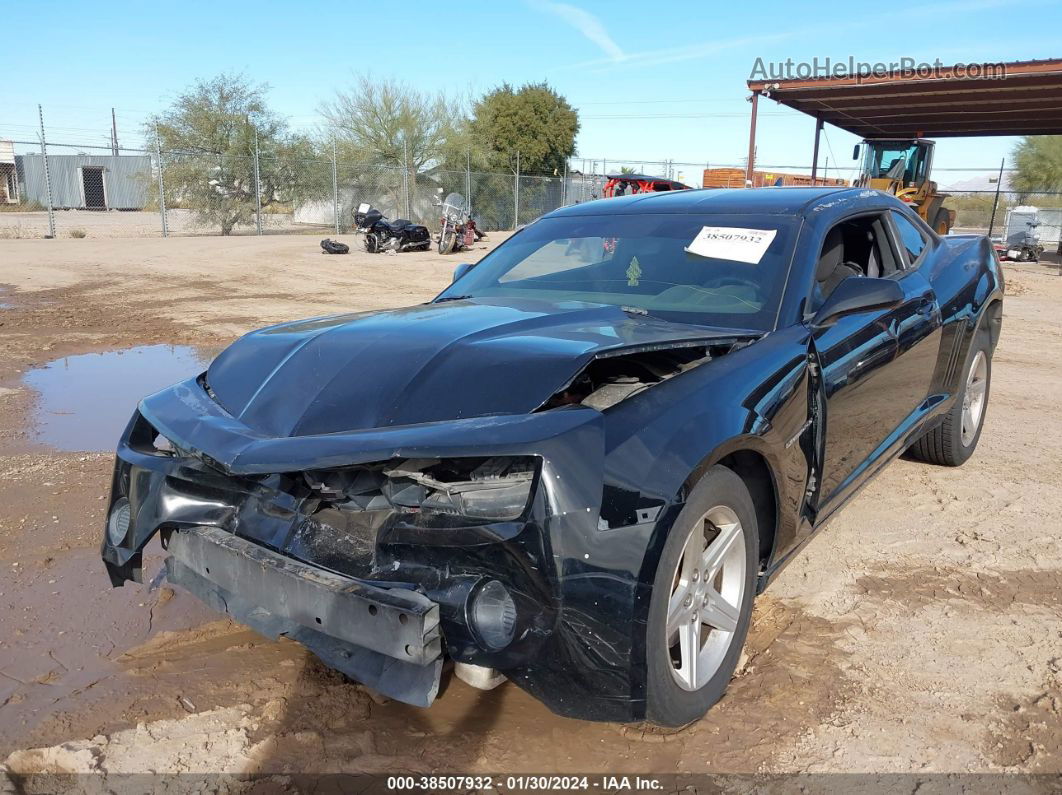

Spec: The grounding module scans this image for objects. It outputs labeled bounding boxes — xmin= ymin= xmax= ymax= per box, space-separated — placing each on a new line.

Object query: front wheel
xmin=909 ymin=329 xmax=991 ymax=466
xmin=932 ymin=207 xmax=951 ymax=235
xmin=646 ymin=466 xmax=758 ymax=727
xmin=439 ymin=228 xmax=456 ymax=255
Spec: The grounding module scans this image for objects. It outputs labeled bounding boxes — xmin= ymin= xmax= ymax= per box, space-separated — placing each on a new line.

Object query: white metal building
xmin=15 ymin=152 xmax=151 ymax=210
xmin=0 ymin=141 xmax=17 ymax=204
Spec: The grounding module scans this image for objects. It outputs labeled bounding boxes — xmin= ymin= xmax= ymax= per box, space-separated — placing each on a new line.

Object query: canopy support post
xmin=811 ymin=117 xmax=823 ymax=182
xmin=745 ymin=90 xmax=760 ymax=186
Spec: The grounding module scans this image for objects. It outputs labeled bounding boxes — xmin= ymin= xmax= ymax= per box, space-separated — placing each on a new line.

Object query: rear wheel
xmin=646 ymin=466 xmax=757 ymax=727
xmin=909 ymin=329 xmax=991 ymax=466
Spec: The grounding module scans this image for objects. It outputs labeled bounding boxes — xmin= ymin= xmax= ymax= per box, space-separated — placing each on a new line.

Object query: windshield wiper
xmin=433 ymin=295 xmax=474 ymax=303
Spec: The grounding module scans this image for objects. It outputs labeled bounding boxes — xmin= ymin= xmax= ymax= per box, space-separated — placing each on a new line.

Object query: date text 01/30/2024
xmin=386 ymin=775 xmax=664 ymax=790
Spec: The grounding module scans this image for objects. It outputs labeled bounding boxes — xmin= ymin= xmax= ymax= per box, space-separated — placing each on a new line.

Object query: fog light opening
xmin=107 ymin=498 xmax=131 ymax=547
xmin=470 ymin=579 xmax=517 ymax=651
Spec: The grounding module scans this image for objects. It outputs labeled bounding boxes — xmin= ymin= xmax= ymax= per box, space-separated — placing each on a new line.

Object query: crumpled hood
xmin=205 ymin=297 xmax=751 ymax=437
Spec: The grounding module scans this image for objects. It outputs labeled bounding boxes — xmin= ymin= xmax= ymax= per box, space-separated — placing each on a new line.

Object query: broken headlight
xmin=125 ymin=412 xmax=182 ymax=457
xmin=304 ymin=457 xmax=538 ymax=523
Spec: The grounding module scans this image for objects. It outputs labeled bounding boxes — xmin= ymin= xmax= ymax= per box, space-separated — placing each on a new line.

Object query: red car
xmin=603 ymin=173 xmax=691 ymax=198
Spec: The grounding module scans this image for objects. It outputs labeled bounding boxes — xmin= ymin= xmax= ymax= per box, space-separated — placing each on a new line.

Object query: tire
xmin=363 ymin=233 xmax=379 ymax=254
xmin=439 ymin=229 xmax=456 ymax=255
xmin=645 ymin=465 xmax=758 ymax=727
xmin=932 ymin=207 xmax=951 ymax=235
xmin=909 ymin=328 xmax=991 ymax=466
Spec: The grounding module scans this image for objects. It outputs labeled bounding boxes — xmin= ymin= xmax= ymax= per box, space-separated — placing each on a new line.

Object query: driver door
xmin=808 ymin=212 xmax=942 ymax=520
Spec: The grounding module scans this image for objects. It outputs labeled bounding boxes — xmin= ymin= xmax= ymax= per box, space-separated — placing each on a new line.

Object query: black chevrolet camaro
xmin=102 ymin=187 xmax=1003 ymax=726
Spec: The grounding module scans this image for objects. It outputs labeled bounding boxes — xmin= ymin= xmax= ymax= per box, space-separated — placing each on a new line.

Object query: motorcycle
xmin=995 ymin=217 xmax=1044 ymax=262
xmin=434 ymin=191 xmax=481 ymax=254
xmin=352 ymin=203 xmax=431 ymax=253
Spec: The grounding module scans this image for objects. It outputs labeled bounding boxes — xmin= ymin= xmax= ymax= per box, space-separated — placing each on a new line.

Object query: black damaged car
xmin=102 ymin=187 xmax=1003 ymax=726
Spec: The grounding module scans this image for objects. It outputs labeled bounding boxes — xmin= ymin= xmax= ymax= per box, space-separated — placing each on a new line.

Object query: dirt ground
xmin=0 ymin=232 xmax=1060 ymax=780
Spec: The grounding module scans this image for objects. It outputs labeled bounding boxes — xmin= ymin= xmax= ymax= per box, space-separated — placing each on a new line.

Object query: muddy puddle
xmin=22 ymin=345 xmax=211 ymax=452
xmin=0 ymin=543 xmax=218 ymax=754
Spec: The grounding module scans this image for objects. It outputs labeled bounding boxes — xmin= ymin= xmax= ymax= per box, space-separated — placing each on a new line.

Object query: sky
xmin=3 ymin=0 xmax=1059 ymax=186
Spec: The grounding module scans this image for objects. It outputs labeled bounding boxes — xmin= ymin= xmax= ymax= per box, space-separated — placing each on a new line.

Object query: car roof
xmin=550 ymin=186 xmax=898 ymax=218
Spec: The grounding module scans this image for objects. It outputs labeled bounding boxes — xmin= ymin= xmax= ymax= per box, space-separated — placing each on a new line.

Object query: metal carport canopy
xmin=743 ymin=58 xmax=1062 ymax=179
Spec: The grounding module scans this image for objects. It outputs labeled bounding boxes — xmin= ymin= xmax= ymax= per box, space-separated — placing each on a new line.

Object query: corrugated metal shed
xmin=16 ymin=153 xmax=151 ymax=209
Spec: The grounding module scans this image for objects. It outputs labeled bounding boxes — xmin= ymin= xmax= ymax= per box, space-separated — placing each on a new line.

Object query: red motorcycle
xmin=435 ymin=191 xmax=482 ymax=254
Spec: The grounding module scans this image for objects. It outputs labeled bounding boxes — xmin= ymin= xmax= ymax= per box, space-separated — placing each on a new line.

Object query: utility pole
xmin=466 ymin=149 xmax=472 ymax=215
xmin=514 ymin=150 xmax=521 ymax=229
xmin=38 ymin=105 xmax=55 ymax=239
xmin=988 ymin=158 xmax=1005 ymax=238
xmin=331 ymin=138 xmax=340 ymax=235
xmin=253 ymin=127 xmax=263 ymax=235
xmin=402 ymin=136 xmax=411 ymax=220
xmin=155 ymin=122 xmax=168 ymax=237
xmin=111 ymin=107 xmax=119 ymax=155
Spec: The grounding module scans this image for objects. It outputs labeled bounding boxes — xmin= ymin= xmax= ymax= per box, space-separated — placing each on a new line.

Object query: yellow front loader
xmin=854 ymin=139 xmax=955 ymax=234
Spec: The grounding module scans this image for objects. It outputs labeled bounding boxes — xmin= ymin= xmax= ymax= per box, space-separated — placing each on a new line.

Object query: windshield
xmin=863 ymin=141 xmax=929 ymax=185
xmin=442 ymin=192 xmax=468 ymax=221
xmin=436 ymin=212 xmax=799 ymax=331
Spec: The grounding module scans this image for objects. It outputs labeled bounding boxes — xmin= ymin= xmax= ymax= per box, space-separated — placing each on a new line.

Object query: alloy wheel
xmin=961 ymin=350 xmax=988 ymax=447
xmin=666 ymin=505 xmax=747 ymax=691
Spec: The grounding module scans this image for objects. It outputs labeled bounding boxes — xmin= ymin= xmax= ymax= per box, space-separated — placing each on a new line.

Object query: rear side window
xmin=891 ymin=210 xmax=927 ymax=263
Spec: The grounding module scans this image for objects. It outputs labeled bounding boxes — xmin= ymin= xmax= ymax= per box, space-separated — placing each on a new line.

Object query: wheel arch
xmin=979 ymin=296 xmax=1003 ymax=351
xmin=682 ymin=441 xmax=780 ymax=571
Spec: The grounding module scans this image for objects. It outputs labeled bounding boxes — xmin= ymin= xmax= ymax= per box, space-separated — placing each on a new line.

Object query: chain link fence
xmin=5 ymin=111 xmax=1062 ymax=254
xmin=1 ymin=117 xmax=573 ymax=240
xmin=943 ymin=190 xmax=1062 ymax=245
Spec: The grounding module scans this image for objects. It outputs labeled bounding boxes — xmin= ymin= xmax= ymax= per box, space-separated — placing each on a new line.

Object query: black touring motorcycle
xmin=353 ymin=203 xmax=431 ymax=253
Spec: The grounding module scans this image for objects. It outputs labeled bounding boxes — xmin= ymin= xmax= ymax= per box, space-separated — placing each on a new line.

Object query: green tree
xmin=1011 ymin=136 xmax=1062 ymax=198
xmin=147 ymin=73 xmax=318 ymax=235
xmin=319 ymin=76 xmax=467 ymax=168
xmin=320 ymin=76 xmax=467 ymax=222
xmin=469 ymin=82 xmax=579 ymax=176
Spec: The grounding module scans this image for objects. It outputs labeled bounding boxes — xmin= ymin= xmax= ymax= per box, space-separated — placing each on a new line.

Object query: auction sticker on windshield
xmin=684 ymin=226 xmax=777 ymax=264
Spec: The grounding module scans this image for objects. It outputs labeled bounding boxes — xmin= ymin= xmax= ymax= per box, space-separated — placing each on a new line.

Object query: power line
xmin=574 ymin=97 xmax=754 ymax=106
xmin=582 ymin=112 xmax=789 ymax=120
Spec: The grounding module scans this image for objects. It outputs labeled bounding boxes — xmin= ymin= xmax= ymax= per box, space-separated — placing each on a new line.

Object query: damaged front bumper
xmin=166 ymin=525 xmax=443 ymax=705
xmin=101 ymin=377 xmax=673 ymax=721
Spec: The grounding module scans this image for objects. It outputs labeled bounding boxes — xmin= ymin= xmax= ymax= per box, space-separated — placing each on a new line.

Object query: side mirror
xmin=452 ymin=262 xmax=474 ymax=283
xmin=810 ymin=277 xmax=904 ymax=328
xmin=852 ymin=144 xmax=861 ymax=160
